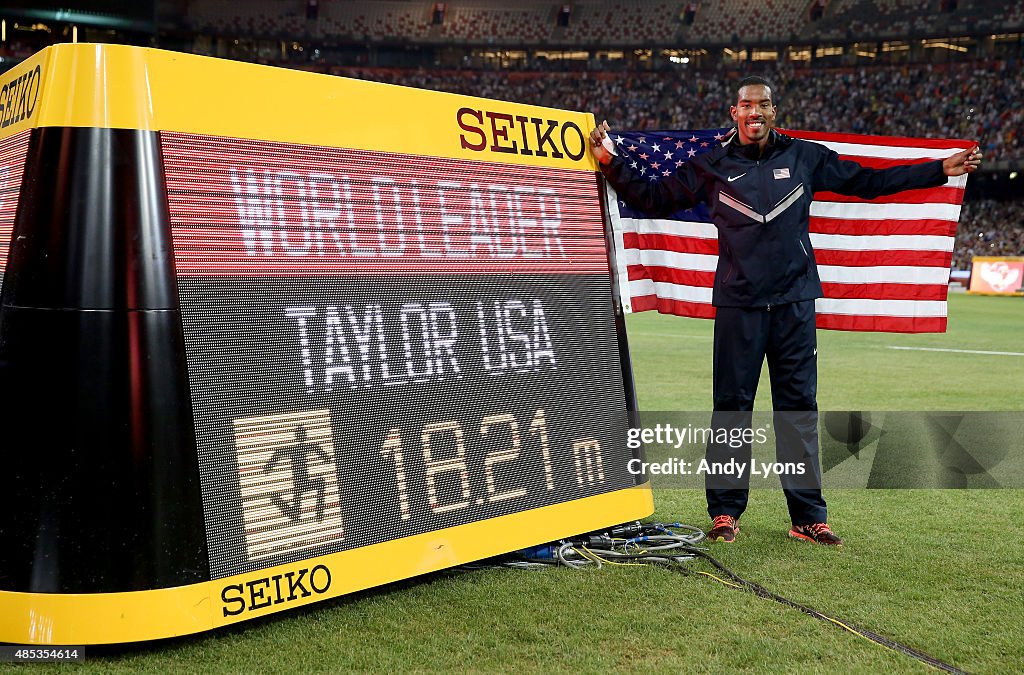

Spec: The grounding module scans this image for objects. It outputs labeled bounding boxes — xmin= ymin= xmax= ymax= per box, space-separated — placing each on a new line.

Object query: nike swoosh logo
xmin=727 ymin=173 xmax=746 ymax=182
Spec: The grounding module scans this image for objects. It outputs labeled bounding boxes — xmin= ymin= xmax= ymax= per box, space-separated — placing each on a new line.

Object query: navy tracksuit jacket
xmin=602 ymin=129 xmax=947 ymax=523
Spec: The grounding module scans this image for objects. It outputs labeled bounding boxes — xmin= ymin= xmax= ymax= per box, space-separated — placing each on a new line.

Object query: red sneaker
xmin=789 ymin=522 xmax=843 ymax=546
xmin=708 ymin=514 xmax=740 ymax=543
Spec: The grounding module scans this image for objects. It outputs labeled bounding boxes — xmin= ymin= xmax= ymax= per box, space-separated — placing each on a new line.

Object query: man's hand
xmin=943 ymin=146 xmax=983 ymax=176
xmin=589 ymin=120 xmax=615 ymax=165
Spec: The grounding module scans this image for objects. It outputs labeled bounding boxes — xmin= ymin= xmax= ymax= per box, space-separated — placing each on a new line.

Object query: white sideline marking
xmin=887 ymin=346 xmax=1024 ymax=357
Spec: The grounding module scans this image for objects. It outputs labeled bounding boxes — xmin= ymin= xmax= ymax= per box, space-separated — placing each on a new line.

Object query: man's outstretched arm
xmin=813 ymin=143 xmax=983 ymax=198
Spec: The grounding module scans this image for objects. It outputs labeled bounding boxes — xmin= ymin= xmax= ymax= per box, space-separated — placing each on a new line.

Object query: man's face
xmin=731 ymin=84 xmax=776 ymax=146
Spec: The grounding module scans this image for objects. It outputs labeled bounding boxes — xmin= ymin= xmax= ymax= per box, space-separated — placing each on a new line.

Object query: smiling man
xmin=591 ymin=76 xmax=982 ymax=546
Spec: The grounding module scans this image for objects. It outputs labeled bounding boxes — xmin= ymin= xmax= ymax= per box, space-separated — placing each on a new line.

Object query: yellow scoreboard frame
xmin=0 ymin=44 xmax=652 ymax=645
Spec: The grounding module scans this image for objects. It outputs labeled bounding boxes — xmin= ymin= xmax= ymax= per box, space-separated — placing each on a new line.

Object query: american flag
xmin=603 ymin=128 xmax=974 ymax=333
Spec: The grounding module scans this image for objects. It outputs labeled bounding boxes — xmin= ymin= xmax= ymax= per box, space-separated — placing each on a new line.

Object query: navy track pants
xmin=705 ymin=299 xmax=827 ymax=525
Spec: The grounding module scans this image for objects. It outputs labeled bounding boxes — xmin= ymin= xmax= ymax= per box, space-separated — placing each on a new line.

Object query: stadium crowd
xmin=955 ymin=200 xmax=1024 ymax=270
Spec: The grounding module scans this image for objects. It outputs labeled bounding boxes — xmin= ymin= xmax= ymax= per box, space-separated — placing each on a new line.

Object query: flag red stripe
xmin=813 ymin=249 xmax=952 ymax=267
xmin=632 ymin=295 xmax=717 ymax=318
xmin=630 ymin=294 xmax=660 ymax=311
xmin=623 ymin=231 xmax=718 ymax=255
xmin=815 ymin=185 xmax=963 ymax=205
xmin=809 ymin=217 xmax=958 ymax=237
xmin=815 ymin=313 xmax=948 ymax=333
xmin=627 ymin=264 xmax=715 ymax=287
xmin=820 ymin=282 xmax=950 ymax=301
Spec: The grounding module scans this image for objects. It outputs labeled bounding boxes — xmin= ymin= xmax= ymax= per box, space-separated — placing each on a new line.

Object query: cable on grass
xmin=463 ymin=521 xmax=967 ymax=675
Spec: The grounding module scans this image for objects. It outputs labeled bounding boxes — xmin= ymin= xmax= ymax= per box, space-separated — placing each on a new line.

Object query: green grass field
xmin=7 ymin=294 xmax=1023 ymax=674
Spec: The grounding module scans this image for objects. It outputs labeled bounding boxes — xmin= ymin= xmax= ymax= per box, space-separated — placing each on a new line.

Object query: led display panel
xmin=161 ymin=134 xmax=639 ymax=578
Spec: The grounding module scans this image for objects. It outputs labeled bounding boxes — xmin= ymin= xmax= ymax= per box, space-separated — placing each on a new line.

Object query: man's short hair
xmin=737 ymin=76 xmax=774 ymax=101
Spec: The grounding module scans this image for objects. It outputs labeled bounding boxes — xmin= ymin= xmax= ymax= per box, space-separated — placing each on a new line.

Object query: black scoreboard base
xmin=0 ymin=44 xmax=652 ymax=644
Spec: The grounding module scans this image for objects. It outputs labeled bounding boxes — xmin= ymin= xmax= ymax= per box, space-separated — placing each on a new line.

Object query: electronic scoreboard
xmin=0 ymin=44 xmax=651 ymax=644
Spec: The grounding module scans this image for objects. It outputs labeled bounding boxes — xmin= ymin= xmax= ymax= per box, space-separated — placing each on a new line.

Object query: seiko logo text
xmin=457 ymin=107 xmax=586 ymax=161
xmin=0 ymin=65 xmax=41 ymax=128
xmin=221 ymin=563 xmax=332 ymax=616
